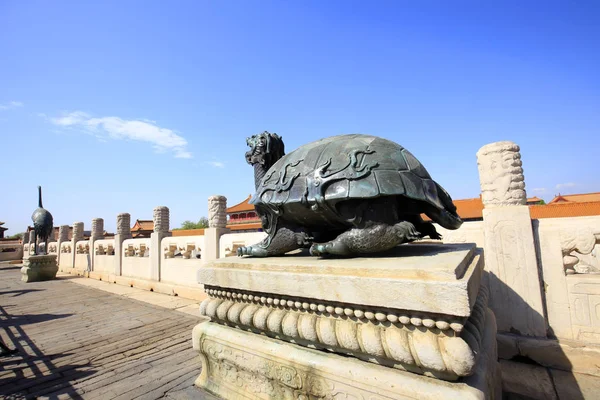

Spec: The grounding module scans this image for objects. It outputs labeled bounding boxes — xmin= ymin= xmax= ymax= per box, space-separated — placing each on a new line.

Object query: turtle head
xmin=245 ymin=131 xmax=285 ymax=168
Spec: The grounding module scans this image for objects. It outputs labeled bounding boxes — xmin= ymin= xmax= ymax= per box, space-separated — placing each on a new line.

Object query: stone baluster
xmin=57 ymin=225 xmax=69 ymax=265
xmin=72 ymin=222 xmax=84 ymax=271
xmin=42 ymin=229 xmax=55 ymax=256
xmin=208 ymin=195 xmax=228 ymax=228
xmin=151 ymin=206 xmax=171 ymax=281
xmin=114 ymin=213 xmax=132 ymax=276
xmin=476 ymin=141 xmax=545 ymax=336
xmin=29 ymin=230 xmax=36 ymax=255
xmin=22 ymin=229 xmax=30 ymax=260
xmin=204 ymin=195 xmax=229 ymax=262
xmin=90 ymin=218 xmax=104 ymax=272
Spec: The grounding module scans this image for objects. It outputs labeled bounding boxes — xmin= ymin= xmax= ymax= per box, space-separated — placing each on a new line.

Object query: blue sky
xmin=1 ymin=1 xmax=599 ymax=234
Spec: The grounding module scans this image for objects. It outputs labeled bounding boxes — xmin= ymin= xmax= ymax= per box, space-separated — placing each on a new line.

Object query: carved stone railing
xmin=47 ymin=242 xmax=58 ymax=254
xmin=0 ymin=243 xmax=23 ymax=261
xmin=76 ymin=241 xmax=90 ymax=255
xmin=123 ymin=243 xmax=149 ymax=257
xmin=160 ymin=235 xmax=206 ymax=287
xmin=163 ymin=242 xmax=201 ymax=259
xmin=91 ymin=239 xmax=116 ymax=274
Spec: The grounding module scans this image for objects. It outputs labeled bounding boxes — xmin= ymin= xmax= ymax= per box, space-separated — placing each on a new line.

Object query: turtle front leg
xmin=238 ymin=224 xmax=312 ymax=257
xmin=415 ymin=221 xmax=442 ymax=240
xmin=237 ymin=238 xmax=269 ymax=257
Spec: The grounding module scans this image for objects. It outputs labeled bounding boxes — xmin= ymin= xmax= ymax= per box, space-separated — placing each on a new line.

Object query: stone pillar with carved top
xmin=151 ymin=206 xmax=171 ymax=281
xmin=477 ymin=141 xmax=546 ymax=337
xmin=56 ymin=225 xmax=69 ymax=265
xmin=90 ymin=218 xmax=104 ymax=272
xmin=71 ymin=222 xmax=84 ymax=271
xmin=29 ymin=231 xmax=36 ymax=255
xmin=114 ymin=213 xmax=132 ymax=276
xmin=22 ymin=229 xmax=30 ymax=260
xmin=193 ymin=243 xmax=500 ymax=399
xmin=204 ymin=195 xmax=229 ymax=262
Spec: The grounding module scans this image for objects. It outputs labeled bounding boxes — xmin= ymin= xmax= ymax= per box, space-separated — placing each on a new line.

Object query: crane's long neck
xmin=254 ymin=163 xmax=269 ymax=191
xmin=38 ymin=187 xmax=43 ymax=208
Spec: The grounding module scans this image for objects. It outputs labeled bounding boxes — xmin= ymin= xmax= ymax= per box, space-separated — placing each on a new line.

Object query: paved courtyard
xmin=0 ymin=262 xmax=215 ymax=399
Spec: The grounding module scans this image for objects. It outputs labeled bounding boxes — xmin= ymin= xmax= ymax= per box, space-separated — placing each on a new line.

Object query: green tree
xmin=176 ymin=217 xmax=209 ymax=230
xmin=6 ymin=232 xmax=24 ymax=240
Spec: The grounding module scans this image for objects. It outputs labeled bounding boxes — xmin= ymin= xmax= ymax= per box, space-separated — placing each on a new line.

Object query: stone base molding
xmin=193 ymin=316 xmax=500 ymax=400
xmin=21 ymin=254 xmax=58 ymax=282
xmin=199 ymin=283 xmax=490 ymax=381
xmin=195 ymin=243 xmax=501 ymax=397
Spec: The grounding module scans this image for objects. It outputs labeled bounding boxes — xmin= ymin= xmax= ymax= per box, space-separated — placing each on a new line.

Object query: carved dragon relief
xmin=560 ymin=227 xmax=600 ymax=274
xmin=200 ymin=338 xmax=349 ymax=400
xmin=307 ymin=149 xmax=378 ymax=215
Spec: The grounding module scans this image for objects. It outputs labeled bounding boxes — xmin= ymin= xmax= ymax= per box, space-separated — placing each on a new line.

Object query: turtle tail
xmin=425 ymin=183 xmax=463 ymax=230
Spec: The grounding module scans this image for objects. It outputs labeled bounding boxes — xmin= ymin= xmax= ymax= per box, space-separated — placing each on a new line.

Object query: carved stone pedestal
xmin=194 ymin=243 xmax=501 ymax=399
xmin=21 ymin=254 xmax=58 ymax=282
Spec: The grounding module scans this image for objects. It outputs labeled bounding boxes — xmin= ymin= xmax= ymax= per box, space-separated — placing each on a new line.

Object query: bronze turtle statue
xmin=238 ymin=132 xmax=462 ymax=257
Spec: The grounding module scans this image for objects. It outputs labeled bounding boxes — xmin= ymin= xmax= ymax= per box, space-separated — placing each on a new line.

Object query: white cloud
xmin=48 ymin=111 xmax=192 ymax=159
xmin=0 ymin=101 xmax=24 ymax=110
xmin=555 ymin=182 xmax=577 ymax=190
xmin=532 ymin=188 xmax=547 ymax=193
xmin=207 ymin=161 xmax=225 ymax=168
xmin=51 ymin=111 xmax=90 ymax=126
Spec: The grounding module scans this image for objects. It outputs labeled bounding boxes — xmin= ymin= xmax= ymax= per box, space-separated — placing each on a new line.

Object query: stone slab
xmin=199 ymin=243 xmax=482 ymax=316
xmin=0 ymin=264 xmax=203 ymax=399
xmin=497 ymin=333 xmax=600 ymax=378
xmin=83 ymin=270 xmax=208 ymax=301
xmin=499 ymin=360 xmax=557 ymax=400
xmin=21 ymin=254 xmax=58 ymax=282
xmin=551 ymin=369 xmax=600 ymax=400
xmin=193 ymin=316 xmax=500 ymax=400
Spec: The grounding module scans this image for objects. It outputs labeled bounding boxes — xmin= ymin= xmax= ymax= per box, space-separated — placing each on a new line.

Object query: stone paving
xmin=0 ymin=262 xmax=216 ymax=399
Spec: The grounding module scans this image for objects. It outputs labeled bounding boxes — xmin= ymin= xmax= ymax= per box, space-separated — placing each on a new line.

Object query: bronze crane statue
xmin=31 ymin=186 xmax=54 ymax=255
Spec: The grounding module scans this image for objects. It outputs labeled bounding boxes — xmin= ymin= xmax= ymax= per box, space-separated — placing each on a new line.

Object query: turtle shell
xmin=252 ymin=134 xmax=458 ymax=228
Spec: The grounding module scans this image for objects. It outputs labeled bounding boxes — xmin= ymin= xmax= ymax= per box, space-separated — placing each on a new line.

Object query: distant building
xmin=526 ymin=196 xmax=544 ymax=205
xmin=549 ymin=192 xmax=600 ymax=204
xmin=226 ymin=195 xmax=262 ymax=233
xmin=529 ymin=201 xmax=600 ymax=219
xmin=0 ymin=222 xmax=7 ymax=239
xmin=130 ymin=220 xmax=154 ymax=238
xmin=226 ymin=192 xmax=600 ymax=230
xmin=445 ymin=197 xmax=485 ymax=222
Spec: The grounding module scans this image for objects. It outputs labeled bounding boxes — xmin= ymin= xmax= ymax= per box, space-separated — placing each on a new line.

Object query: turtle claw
xmin=309 ymin=243 xmax=328 ymax=256
xmin=237 ymin=245 xmax=268 ymax=257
